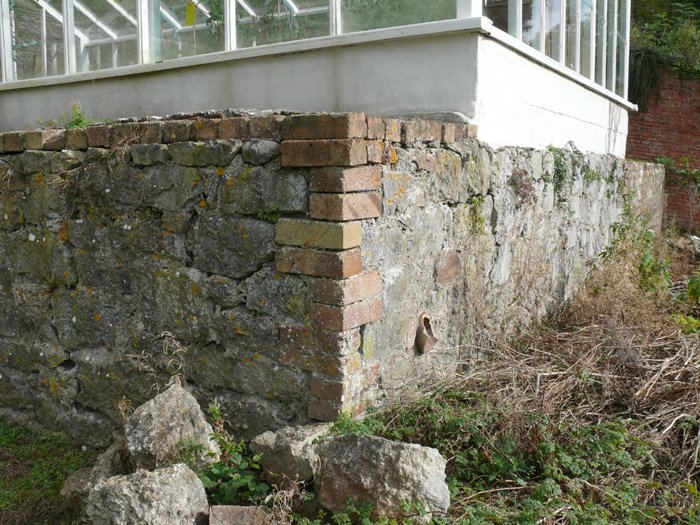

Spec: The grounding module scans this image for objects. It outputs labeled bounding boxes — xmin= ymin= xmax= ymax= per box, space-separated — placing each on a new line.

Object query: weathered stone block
xmin=163 ymin=120 xmax=193 ymax=143
xmin=308 ymin=398 xmax=343 ymax=421
xmin=276 ymin=219 xmax=362 ymax=250
xmin=110 ymin=123 xmax=136 ymax=146
xmin=310 ymin=166 xmax=382 ymax=193
xmin=23 ymin=131 xmax=44 ymax=150
xmin=277 ymin=247 xmax=363 ymax=278
xmin=190 ymin=118 xmax=219 ymax=141
xmin=219 ymin=117 xmax=249 ymax=139
xmin=436 ymin=250 xmax=461 ymax=285
xmin=210 ymin=506 xmax=269 ymax=525
xmin=242 ymin=140 xmax=281 ymax=166
xmin=366 ymin=141 xmax=397 ymax=165
xmin=310 ymin=192 xmax=383 ymax=221
xmin=188 ymin=216 xmax=275 ymax=278
xmin=282 ymin=140 xmax=368 ymax=167
xmin=86 ymin=125 xmax=111 ymax=147
xmin=250 ymin=115 xmax=284 ymax=139
xmin=282 ymin=113 xmax=367 ymax=140
xmin=21 ymin=151 xmax=53 ymax=174
xmin=135 ymin=122 xmax=163 ymax=144
xmin=65 ymin=129 xmax=89 ymax=149
xmin=281 ymin=348 xmax=361 ymax=378
xmin=168 ymin=140 xmax=241 ymax=166
xmin=312 ymin=271 xmax=381 ymax=306
xmin=310 ymin=378 xmax=346 ymax=401
xmin=3 ymin=132 xmax=24 ymax=152
xmin=130 ymin=144 xmax=171 ymax=166
xmin=86 ymin=464 xmax=209 ymax=525
xmin=310 ymin=297 xmax=382 ymax=331
xmin=51 ymin=151 xmax=85 ymax=173
xmin=384 ymin=119 xmax=402 ymax=142
xmin=280 ymin=326 xmax=361 ymax=356
xmin=219 ymin=163 xmax=308 ymax=215
xmin=366 ymin=115 xmax=385 ymax=140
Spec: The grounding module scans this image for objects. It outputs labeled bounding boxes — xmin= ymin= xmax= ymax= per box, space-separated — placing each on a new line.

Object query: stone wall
xmin=623 ymin=161 xmax=665 ymax=233
xmin=0 ymin=112 xmax=627 ymax=445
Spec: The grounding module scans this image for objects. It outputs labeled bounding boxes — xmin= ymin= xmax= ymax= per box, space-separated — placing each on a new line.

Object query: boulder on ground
xmin=316 ymin=434 xmax=450 ymax=522
xmin=209 ymin=505 xmax=270 ymax=525
xmin=86 ymin=463 xmax=208 ymax=525
xmin=250 ymin=423 xmax=332 ymax=488
xmin=125 ymin=382 xmax=220 ymax=470
xmin=61 ymin=437 xmax=131 ymax=510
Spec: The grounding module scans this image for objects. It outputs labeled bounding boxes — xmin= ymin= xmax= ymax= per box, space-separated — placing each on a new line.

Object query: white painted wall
xmin=474 ymin=34 xmax=629 ymax=156
xmin=0 ymin=18 xmax=632 ymax=156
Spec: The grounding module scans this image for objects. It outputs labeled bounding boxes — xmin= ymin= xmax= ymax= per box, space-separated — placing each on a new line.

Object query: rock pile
xmin=63 ymin=383 xmax=450 ymax=524
xmin=63 ymin=383 xmax=218 ymax=525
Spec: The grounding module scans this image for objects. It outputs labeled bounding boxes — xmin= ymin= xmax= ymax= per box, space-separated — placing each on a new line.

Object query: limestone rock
xmin=209 ymin=505 xmax=270 ymax=525
xmin=250 ymin=423 xmax=332 ymax=488
xmin=690 ymin=235 xmax=700 ymax=258
xmin=61 ymin=437 xmax=131 ymax=510
xmin=86 ymin=463 xmax=208 ymax=525
xmin=316 ymin=434 xmax=450 ymax=521
xmin=125 ymin=383 xmax=220 ymax=470
xmin=242 ymin=140 xmax=281 ymax=166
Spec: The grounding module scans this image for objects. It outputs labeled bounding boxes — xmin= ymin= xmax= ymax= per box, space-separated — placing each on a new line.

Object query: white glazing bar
xmin=224 ymin=0 xmax=235 ymax=50
xmin=607 ymin=0 xmax=616 ymax=91
xmin=508 ymin=0 xmax=522 ymax=40
xmin=112 ymin=42 xmax=118 ymax=67
xmin=63 ymin=0 xmax=77 ymax=74
xmin=622 ymin=0 xmax=630 ymax=98
xmin=0 ymin=0 xmax=12 ymax=82
xmin=75 ymin=0 xmax=118 ymax=39
xmin=41 ymin=8 xmax=48 ymax=77
xmin=558 ymin=0 xmax=565 ymax=63
xmin=137 ymin=0 xmax=150 ymax=64
xmin=536 ymin=0 xmax=545 ymax=53
xmin=588 ymin=0 xmax=596 ymax=79
xmin=457 ymin=0 xmax=482 ymax=18
xmin=330 ymin=0 xmax=341 ymax=35
xmin=574 ymin=0 xmax=581 ymax=72
xmin=237 ymin=0 xmax=256 ymax=18
xmin=79 ymin=38 xmax=89 ymax=72
xmin=595 ymin=0 xmax=606 ymax=87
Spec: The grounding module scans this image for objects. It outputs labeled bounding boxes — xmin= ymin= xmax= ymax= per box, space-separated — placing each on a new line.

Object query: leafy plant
xmin=256 ymin=204 xmax=283 ymax=223
xmin=197 ymin=400 xmax=270 ymax=506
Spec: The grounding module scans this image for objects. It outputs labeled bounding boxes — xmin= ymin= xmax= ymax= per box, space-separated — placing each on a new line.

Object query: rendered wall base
xmin=0 ymin=20 xmax=630 ymax=156
xmin=0 ymin=112 xmax=629 ymax=445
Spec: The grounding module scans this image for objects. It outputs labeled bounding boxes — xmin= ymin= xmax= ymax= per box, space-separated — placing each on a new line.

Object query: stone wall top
xmin=0 ymin=112 xmax=477 ymax=156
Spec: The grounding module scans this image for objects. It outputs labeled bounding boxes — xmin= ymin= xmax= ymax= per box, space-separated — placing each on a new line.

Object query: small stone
xmin=130 ymin=143 xmax=171 ymax=166
xmin=86 ymin=463 xmax=209 ymax=525
xmin=209 ymin=506 xmax=270 ymax=525
xmin=125 ymin=383 xmax=221 ymax=471
xmin=316 ymin=434 xmax=450 ymax=522
xmin=250 ymin=423 xmax=332 ymax=488
xmin=242 ymin=140 xmax=281 ymax=166
xmin=51 ymin=150 xmax=86 ymax=173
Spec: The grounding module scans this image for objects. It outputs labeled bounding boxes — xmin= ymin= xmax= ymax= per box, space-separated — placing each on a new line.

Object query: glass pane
xmin=159 ymin=0 xmax=226 ymax=59
xmin=594 ymin=0 xmax=605 ymax=85
xmin=545 ymin=0 xmax=562 ymax=61
xmin=12 ymin=0 xmax=65 ymax=79
xmin=564 ymin=0 xmax=576 ymax=70
xmin=580 ymin=0 xmax=593 ymax=78
xmin=605 ymin=0 xmax=614 ymax=91
xmin=74 ymin=0 xmax=138 ymax=71
xmin=341 ymin=0 xmax=455 ymax=34
xmin=615 ymin=0 xmax=625 ymax=96
xmin=523 ymin=0 xmax=542 ymax=49
xmin=484 ymin=0 xmax=508 ymax=33
xmin=237 ymin=0 xmax=329 ymax=49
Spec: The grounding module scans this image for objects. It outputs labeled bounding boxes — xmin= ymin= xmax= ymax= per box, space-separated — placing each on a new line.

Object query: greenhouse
xmin=0 ymin=0 xmax=630 ymax=97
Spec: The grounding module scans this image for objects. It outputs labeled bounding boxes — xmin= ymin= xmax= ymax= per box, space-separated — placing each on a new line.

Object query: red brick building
xmin=627 ymin=70 xmax=700 ymax=231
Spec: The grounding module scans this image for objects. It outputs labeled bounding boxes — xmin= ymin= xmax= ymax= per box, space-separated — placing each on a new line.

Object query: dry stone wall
xmin=0 ymin=112 xmax=628 ymax=445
